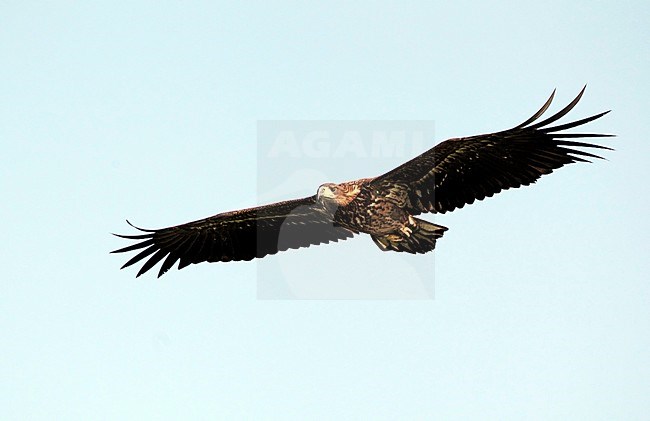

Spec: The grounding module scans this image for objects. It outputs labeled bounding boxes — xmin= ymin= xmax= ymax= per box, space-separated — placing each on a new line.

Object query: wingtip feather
xmin=527 ymin=87 xmax=588 ymax=130
xmin=513 ymin=88 xmax=556 ymax=129
xmin=126 ymin=219 xmax=157 ymax=232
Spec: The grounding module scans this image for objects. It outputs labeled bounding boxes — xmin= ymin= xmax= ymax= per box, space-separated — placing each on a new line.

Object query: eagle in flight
xmin=112 ymin=87 xmax=612 ymax=277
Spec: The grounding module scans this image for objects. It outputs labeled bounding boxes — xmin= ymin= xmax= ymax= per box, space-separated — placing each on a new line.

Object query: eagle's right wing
xmin=112 ymin=196 xmax=356 ymax=277
xmin=372 ymin=87 xmax=613 ymax=215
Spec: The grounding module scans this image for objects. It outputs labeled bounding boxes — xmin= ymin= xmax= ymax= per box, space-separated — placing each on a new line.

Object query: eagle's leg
xmin=399 ymin=215 xmax=417 ymax=237
xmin=372 ymin=217 xmax=448 ymax=254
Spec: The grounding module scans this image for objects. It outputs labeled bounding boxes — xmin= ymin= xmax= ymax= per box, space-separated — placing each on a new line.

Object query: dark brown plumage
xmin=112 ymin=87 xmax=612 ymax=277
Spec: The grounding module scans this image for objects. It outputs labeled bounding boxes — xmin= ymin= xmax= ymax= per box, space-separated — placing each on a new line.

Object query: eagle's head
xmin=317 ymin=183 xmax=339 ymax=201
xmin=317 ymin=181 xmax=364 ymax=208
xmin=316 ymin=183 xmax=344 ymax=214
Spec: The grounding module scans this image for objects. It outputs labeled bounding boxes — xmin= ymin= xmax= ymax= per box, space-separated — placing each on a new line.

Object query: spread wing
xmin=372 ymin=87 xmax=613 ymax=215
xmin=111 ymin=196 xmax=356 ymax=277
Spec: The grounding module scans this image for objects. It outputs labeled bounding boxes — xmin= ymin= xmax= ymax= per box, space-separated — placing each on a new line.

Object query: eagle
xmin=112 ymin=87 xmax=612 ymax=277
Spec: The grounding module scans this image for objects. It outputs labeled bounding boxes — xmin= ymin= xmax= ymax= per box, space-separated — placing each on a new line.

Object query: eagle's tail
xmin=371 ymin=218 xmax=448 ymax=254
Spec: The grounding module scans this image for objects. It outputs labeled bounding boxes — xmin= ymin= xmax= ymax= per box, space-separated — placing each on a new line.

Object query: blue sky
xmin=2 ymin=1 xmax=649 ymax=419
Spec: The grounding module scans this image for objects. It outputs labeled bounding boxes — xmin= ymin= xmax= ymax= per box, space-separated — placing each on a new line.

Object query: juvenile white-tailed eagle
xmin=112 ymin=88 xmax=612 ymax=277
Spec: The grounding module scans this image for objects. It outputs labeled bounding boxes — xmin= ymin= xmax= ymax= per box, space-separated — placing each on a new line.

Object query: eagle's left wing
xmin=112 ymin=195 xmax=356 ymax=277
xmin=371 ymin=87 xmax=613 ymax=215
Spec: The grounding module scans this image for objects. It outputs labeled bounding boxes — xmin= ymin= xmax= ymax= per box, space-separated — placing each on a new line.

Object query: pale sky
xmin=2 ymin=1 xmax=649 ymax=419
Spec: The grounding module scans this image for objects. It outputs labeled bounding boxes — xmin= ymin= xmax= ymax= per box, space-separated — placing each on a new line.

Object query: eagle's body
xmin=322 ymin=178 xmax=447 ymax=253
xmin=113 ymin=88 xmax=613 ymax=277
xmin=322 ymin=178 xmax=407 ymax=233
